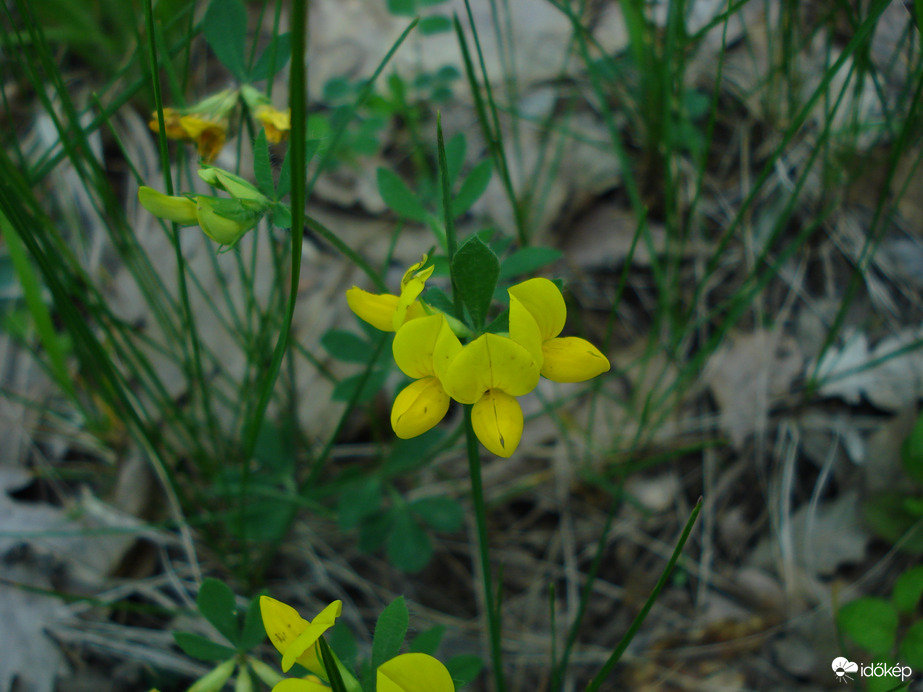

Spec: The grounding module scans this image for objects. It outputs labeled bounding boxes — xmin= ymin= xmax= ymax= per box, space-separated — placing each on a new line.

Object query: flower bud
xmin=198 ymin=167 xmax=270 ymax=205
xmin=195 ymin=196 xmax=264 ymax=246
xmin=138 ymin=187 xmax=198 ymax=225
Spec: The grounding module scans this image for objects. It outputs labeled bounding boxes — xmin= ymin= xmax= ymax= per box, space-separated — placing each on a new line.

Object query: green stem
xmin=463 ymin=406 xmax=505 ymax=692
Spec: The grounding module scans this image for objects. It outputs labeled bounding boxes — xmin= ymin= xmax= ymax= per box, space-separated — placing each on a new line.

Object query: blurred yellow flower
xmin=255 ymin=104 xmax=292 ymax=143
xmin=149 ymin=110 xmax=228 ymax=163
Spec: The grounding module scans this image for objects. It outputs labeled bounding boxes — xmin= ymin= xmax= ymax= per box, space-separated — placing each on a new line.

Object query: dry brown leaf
xmin=705 ymin=329 xmax=803 ymax=448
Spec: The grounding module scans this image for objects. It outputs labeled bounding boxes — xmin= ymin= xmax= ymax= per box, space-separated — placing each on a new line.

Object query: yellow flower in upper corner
xmin=442 ymin=332 xmax=541 ymax=457
xmin=259 ymin=596 xmax=342 ymax=676
xmin=346 ymin=255 xmax=432 ymax=332
xmin=149 ymin=110 xmax=228 ymax=163
xmin=391 ymin=313 xmax=462 ymax=439
xmin=256 ymin=104 xmax=292 ymax=143
xmin=508 ymin=277 xmax=610 ymax=383
xmin=377 ymin=653 xmax=454 ymax=692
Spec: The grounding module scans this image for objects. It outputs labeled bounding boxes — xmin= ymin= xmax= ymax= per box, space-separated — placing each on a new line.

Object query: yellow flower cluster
xmin=149 ymin=86 xmax=291 ymax=162
xmin=260 ymin=596 xmax=454 ymax=692
xmin=347 ymin=257 xmax=610 ymax=457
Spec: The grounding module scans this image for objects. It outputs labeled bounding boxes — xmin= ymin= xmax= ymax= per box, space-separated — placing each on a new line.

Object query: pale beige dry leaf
xmin=705 ymin=328 xmax=803 ymax=448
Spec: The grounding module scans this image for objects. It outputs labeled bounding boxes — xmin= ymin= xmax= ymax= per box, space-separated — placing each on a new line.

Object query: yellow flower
xmin=508 ymin=277 xmax=610 ymax=382
xmin=149 ymin=110 xmax=228 ymax=163
xmin=442 ymin=332 xmax=541 ymax=457
xmin=390 ymin=314 xmax=462 ymax=439
xmin=256 ymin=104 xmax=292 ymax=143
xmin=260 ymin=596 xmax=342 ymax=676
xmin=376 ymin=653 xmax=454 ymax=692
xmin=346 ymin=256 xmax=433 ymax=332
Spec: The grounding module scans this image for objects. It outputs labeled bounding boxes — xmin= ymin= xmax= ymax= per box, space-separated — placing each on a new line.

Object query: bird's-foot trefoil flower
xmin=509 ymin=277 xmax=610 ymax=382
xmin=241 ymin=85 xmax=291 ymax=143
xmin=259 ymin=596 xmax=342 ymax=677
xmin=390 ymin=313 xmax=462 ymax=438
xmin=442 ymin=332 xmax=542 ymax=457
xmin=346 ymin=255 xmax=433 ymax=332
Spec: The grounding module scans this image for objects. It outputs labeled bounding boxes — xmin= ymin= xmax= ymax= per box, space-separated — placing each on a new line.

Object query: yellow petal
xmin=281 ymin=600 xmax=343 ymax=674
xmin=376 ymin=653 xmax=455 ymax=692
xmin=347 ymin=288 xmax=401 ymax=331
xmin=256 ymin=105 xmax=292 ymax=144
xmin=138 ymin=186 xmax=199 ymax=225
xmin=508 ymin=277 xmax=566 ymax=341
xmin=393 ymin=270 xmax=434 ymax=332
xmin=392 ymin=314 xmax=461 ymax=379
xmin=260 ymin=596 xmax=309 ymax=659
xmin=471 ymin=390 xmax=523 ymax=458
xmin=443 ymin=334 xmax=540 ymax=404
xmin=149 ymin=107 xmax=187 ymax=138
xmin=541 ymin=337 xmax=610 ymax=382
xmin=391 ymin=377 xmax=450 ymax=439
xmin=400 ymin=255 xmax=432 ymax=291
xmin=508 ymin=294 xmax=544 ymax=368
xmin=272 ymin=678 xmax=329 ymax=692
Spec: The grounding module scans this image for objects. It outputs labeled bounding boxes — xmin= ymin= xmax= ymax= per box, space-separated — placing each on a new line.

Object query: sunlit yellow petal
xmin=471 ymin=390 xmax=523 ymax=458
xmin=443 ymin=334 xmax=540 ymax=404
xmin=541 ymin=337 xmax=610 ymax=382
xmin=400 ymin=255 xmax=432 ymax=291
xmin=508 ymin=294 xmax=544 ymax=367
xmin=508 ymin=277 xmax=566 ymax=341
xmin=138 ymin=187 xmax=199 ymax=225
xmin=260 ymin=596 xmax=309 ymax=659
xmin=377 ymin=653 xmax=455 ymax=692
xmin=272 ymin=678 xmax=328 ymax=692
xmin=432 ymin=316 xmax=463 ymax=381
xmin=393 ymin=272 xmax=433 ymax=331
xmin=256 ymin=105 xmax=291 ymax=144
xmin=281 ymin=600 xmax=342 ymax=674
xmin=391 ymin=377 xmax=450 ymax=439
xmin=392 ymin=314 xmax=442 ymax=378
xmin=346 ymin=288 xmax=400 ymax=331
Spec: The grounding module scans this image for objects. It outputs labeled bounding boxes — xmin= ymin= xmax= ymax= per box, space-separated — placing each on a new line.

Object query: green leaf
xmin=863 ymin=492 xmax=923 ymax=554
xmin=899 ymin=621 xmax=923 ymax=669
xmin=421 ymin=286 xmax=456 ymax=315
xmin=371 ymin=596 xmax=410 ymax=670
xmin=445 ymin=132 xmax=466 ymax=185
xmin=250 ymin=33 xmax=292 ymax=81
xmin=254 ymin=130 xmax=274 ymax=199
xmin=203 ymin=0 xmax=247 ymax=81
xmin=499 ymin=246 xmax=563 ymax=279
xmin=196 ymin=579 xmax=240 ymax=646
xmin=321 ymin=329 xmax=375 ymax=363
xmin=332 ymin=369 xmax=388 ymax=403
xmin=410 ymin=496 xmax=463 ymax=532
xmin=893 ymin=566 xmax=923 ymax=613
xmin=484 ymin=308 xmax=509 ymax=334
xmin=419 ymin=15 xmax=453 ymax=35
xmin=173 ymin=632 xmax=237 ymax=661
xmin=377 ymin=168 xmax=429 ymax=223
xmin=239 ymin=596 xmax=267 ymax=651
xmin=837 ymin=597 xmax=898 ymax=656
xmin=271 ymin=203 xmax=292 ymax=229
xmin=451 ymin=159 xmax=492 ymax=217
xmin=338 ymin=478 xmax=382 ymax=530
xmin=452 ymin=235 xmax=500 ymax=328
xmin=383 ymin=429 xmax=446 ymax=477
xmin=445 ymin=654 xmax=483 ymax=688
xmin=387 ymin=0 xmax=416 ymax=15
xmin=359 ymin=510 xmax=394 ymax=554
xmin=409 ymin=626 xmax=446 ymax=655
xmin=387 ymin=509 xmax=432 ymax=573
xmin=865 ymin=658 xmax=905 ymax=692
xmin=902 ymin=410 xmax=923 ymax=485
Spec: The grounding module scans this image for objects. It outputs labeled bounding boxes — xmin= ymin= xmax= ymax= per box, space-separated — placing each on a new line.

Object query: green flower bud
xmin=138 ymin=186 xmax=198 ymax=225
xmin=195 ymin=196 xmax=264 ymax=246
xmin=198 ymin=167 xmax=270 ymax=205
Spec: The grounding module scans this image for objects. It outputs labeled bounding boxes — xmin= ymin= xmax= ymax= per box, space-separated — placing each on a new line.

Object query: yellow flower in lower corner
xmin=346 ymin=255 xmax=433 ymax=332
xmin=508 ymin=277 xmax=610 ymax=382
xmin=390 ymin=313 xmax=462 ymax=438
xmin=260 ymin=596 xmax=342 ymax=676
xmin=377 ymin=653 xmax=454 ymax=692
xmin=443 ymin=332 xmax=541 ymax=457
